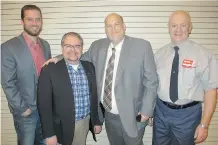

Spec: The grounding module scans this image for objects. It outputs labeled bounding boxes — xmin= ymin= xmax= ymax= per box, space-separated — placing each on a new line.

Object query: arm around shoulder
xmin=88 ymin=62 xmax=104 ymax=125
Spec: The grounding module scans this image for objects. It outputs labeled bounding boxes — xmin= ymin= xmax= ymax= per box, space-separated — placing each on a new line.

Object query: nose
xmin=176 ymin=26 xmax=182 ymax=32
xmin=69 ymin=47 xmax=76 ymax=52
xmin=110 ymin=26 xmax=115 ymax=34
xmin=112 ymin=24 xmax=120 ymax=33
xmin=32 ymin=20 xmax=37 ymax=25
xmin=31 ymin=19 xmax=39 ymax=25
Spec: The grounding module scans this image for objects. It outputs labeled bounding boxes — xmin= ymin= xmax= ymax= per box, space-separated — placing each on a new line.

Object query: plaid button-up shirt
xmin=67 ymin=63 xmax=90 ymax=121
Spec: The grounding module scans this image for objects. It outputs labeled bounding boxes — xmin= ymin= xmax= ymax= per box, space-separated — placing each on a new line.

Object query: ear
xmin=189 ymin=23 xmax=193 ymax=34
xmin=21 ymin=19 xmax=24 ymax=26
xmin=123 ymin=23 xmax=126 ymax=31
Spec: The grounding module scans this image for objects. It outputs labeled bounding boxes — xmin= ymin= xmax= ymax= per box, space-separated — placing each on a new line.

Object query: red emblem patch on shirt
xmin=182 ymin=59 xmax=195 ymax=68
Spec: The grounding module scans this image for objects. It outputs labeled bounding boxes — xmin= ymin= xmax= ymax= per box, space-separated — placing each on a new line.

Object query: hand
xmin=148 ymin=117 xmax=153 ymax=126
xmin=138 ymin=112 xmax=149 ymax=122
xmin=46 ymin=135 xmax=58 ymax=145
xmin=94 ymin=125 xmax=102 ymax=134
xmin=21 ymin=108 xmax=31 ymax=117
xmin=194 ymin=125 xmax=208 ymax=144
xmin=43 ymin=58 xmax=58 ymax=67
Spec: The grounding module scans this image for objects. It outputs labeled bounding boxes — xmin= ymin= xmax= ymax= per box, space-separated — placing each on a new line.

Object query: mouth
xmin=174 ymin=33 xmax=183 ymax=36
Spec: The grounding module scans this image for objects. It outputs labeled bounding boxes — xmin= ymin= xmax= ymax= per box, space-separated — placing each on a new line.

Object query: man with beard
xmin=1 ymin=5 xmax=51 ymax=145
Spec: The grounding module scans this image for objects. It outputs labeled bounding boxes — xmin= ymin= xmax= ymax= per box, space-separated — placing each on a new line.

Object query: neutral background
xmin=1 ymin=1 xmax=218 ymax=145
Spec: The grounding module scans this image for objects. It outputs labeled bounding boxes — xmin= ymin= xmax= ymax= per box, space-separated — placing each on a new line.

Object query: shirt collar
xmin=22 ymin=32 xmax=40 ymax=48
xmin=66 ymin=60 xmax=82 ymax=70
xmin=170 ymin=38 xmax=190 ymax=50
xmin=171 ymin=38 xmax=189 ymax=47
xmin=110 ymin=37 xmax=125 ymax=52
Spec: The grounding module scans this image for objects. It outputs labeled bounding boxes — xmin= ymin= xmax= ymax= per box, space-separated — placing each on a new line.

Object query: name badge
xmin=182 ymin=59 xmax=196 ymax=68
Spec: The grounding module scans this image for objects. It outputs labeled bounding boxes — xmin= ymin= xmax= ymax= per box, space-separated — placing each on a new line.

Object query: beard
xmin=24 ymin=25 xmax=42 ymax=36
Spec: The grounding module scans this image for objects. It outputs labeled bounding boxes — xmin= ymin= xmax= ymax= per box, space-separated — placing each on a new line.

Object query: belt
xmin=161 ymin=100 xmax=200 ymax=109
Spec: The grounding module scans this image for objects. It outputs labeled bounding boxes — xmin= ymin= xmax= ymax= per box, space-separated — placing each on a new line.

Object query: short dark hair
xmin=21 ymin=5 xmax=42 ymax=20
xmin=61 ymin=32 xmax=84 ymax=47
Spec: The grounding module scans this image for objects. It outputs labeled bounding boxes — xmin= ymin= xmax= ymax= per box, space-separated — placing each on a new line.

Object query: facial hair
xmin=23 ymin=25 xmax=42 ymax=36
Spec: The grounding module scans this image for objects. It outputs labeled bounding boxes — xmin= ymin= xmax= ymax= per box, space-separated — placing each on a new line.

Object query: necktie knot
xmin=174 ymin=46 xmax=179 ymax=52
xmin=112 ymin=48 xmax=116 ymax=52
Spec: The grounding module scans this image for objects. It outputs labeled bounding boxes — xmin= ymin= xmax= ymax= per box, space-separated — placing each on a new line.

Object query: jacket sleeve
xmin=37 ymin=65 xmax=55 ymax=138
xmin=81 ymin=42 xmax=95 ymax=62
xmin=140 ymin=41 xmax=159 ymax=117
xmin=1 ymin=43 xmax=28 ymax=115
xmin=89 ymin=63 xmax=103 ymax=125
xmin=47 ymin=41 xmax=52 ymax=59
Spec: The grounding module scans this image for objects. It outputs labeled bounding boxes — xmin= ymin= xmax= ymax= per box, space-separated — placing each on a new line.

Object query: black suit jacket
xmin=37 ymin=59 xmax=102 ymax=145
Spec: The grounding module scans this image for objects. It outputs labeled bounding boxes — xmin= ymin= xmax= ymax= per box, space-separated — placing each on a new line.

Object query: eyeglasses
xmin=25 ymin=17 xmax=41 ymax=23
xmin=63 ymin=44 xmax=82 ymax=50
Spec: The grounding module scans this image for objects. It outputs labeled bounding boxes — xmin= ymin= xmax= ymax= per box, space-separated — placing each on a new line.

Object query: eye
xmin=182 ymin=24 xmax=187 ymax=27
xmin=106 ymin=25 xmax=112 ymax=28
xmin=75 ymin=45 xmax=82 ymax=49
xmin=35 ymin=18 xmax=41 ymax=22
xmin=63 ymin=44 xmax=71 ymax=49
xmin=27 ymin=18 xmax=33 ymax=22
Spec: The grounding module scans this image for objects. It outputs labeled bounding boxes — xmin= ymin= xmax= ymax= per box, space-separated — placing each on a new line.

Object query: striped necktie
xmin=103 ymin=48 xmax=116 ymax=111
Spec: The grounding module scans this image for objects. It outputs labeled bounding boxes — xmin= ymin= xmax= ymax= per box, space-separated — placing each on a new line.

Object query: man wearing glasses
xmin=37 ymin=32 xmax=102 ymax=145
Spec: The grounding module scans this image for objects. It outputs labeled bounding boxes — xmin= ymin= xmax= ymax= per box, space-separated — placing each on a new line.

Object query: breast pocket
xmin=182 ymin=67 xmax=196 ymax=87
xmin=157 ymin=67 xmax=170 ymax=92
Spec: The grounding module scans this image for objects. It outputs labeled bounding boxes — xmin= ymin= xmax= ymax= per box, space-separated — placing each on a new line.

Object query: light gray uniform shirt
xmin=155 ymin=39 xmax=217 ymax=105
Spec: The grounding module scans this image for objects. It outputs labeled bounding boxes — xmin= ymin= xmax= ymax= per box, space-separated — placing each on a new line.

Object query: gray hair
xmin=61 ymin=32 xmax=83 ymax=47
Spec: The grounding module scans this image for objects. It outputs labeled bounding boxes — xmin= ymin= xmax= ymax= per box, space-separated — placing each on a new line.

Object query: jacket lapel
xmin=39 ymin=38 xmax=47 ymax=60
xmin=18 ymin=34 xmax=38 ymax=82
xmin=80 ymin=61 xmax=92 ymax=92
xmin=115 ymin=36 xmax=131 ymax=86
xmin=57 ymin=59 xmax=74 ymax=106
xmin=98 ymin=39 xmax=110 ymax=87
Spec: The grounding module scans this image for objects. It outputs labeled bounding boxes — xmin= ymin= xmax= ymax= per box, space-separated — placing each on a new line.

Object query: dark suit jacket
xmin=37 ymin=59 xmax=101 ymax=145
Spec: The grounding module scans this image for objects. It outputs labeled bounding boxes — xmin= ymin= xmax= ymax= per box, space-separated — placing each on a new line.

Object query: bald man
xmin=82 ymin=13 xmax=158 ymax=145
xmin=153 ymin=10 xmax=218 ymax=145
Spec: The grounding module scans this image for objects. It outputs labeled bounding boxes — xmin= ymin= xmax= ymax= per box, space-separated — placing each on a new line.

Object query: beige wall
xmin=1 ymin=1 xmax=218 ymax=145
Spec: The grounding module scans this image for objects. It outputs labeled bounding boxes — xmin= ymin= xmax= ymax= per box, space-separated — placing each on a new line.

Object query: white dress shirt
xmin=101 ymin=38 xmax=125 ymax=114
